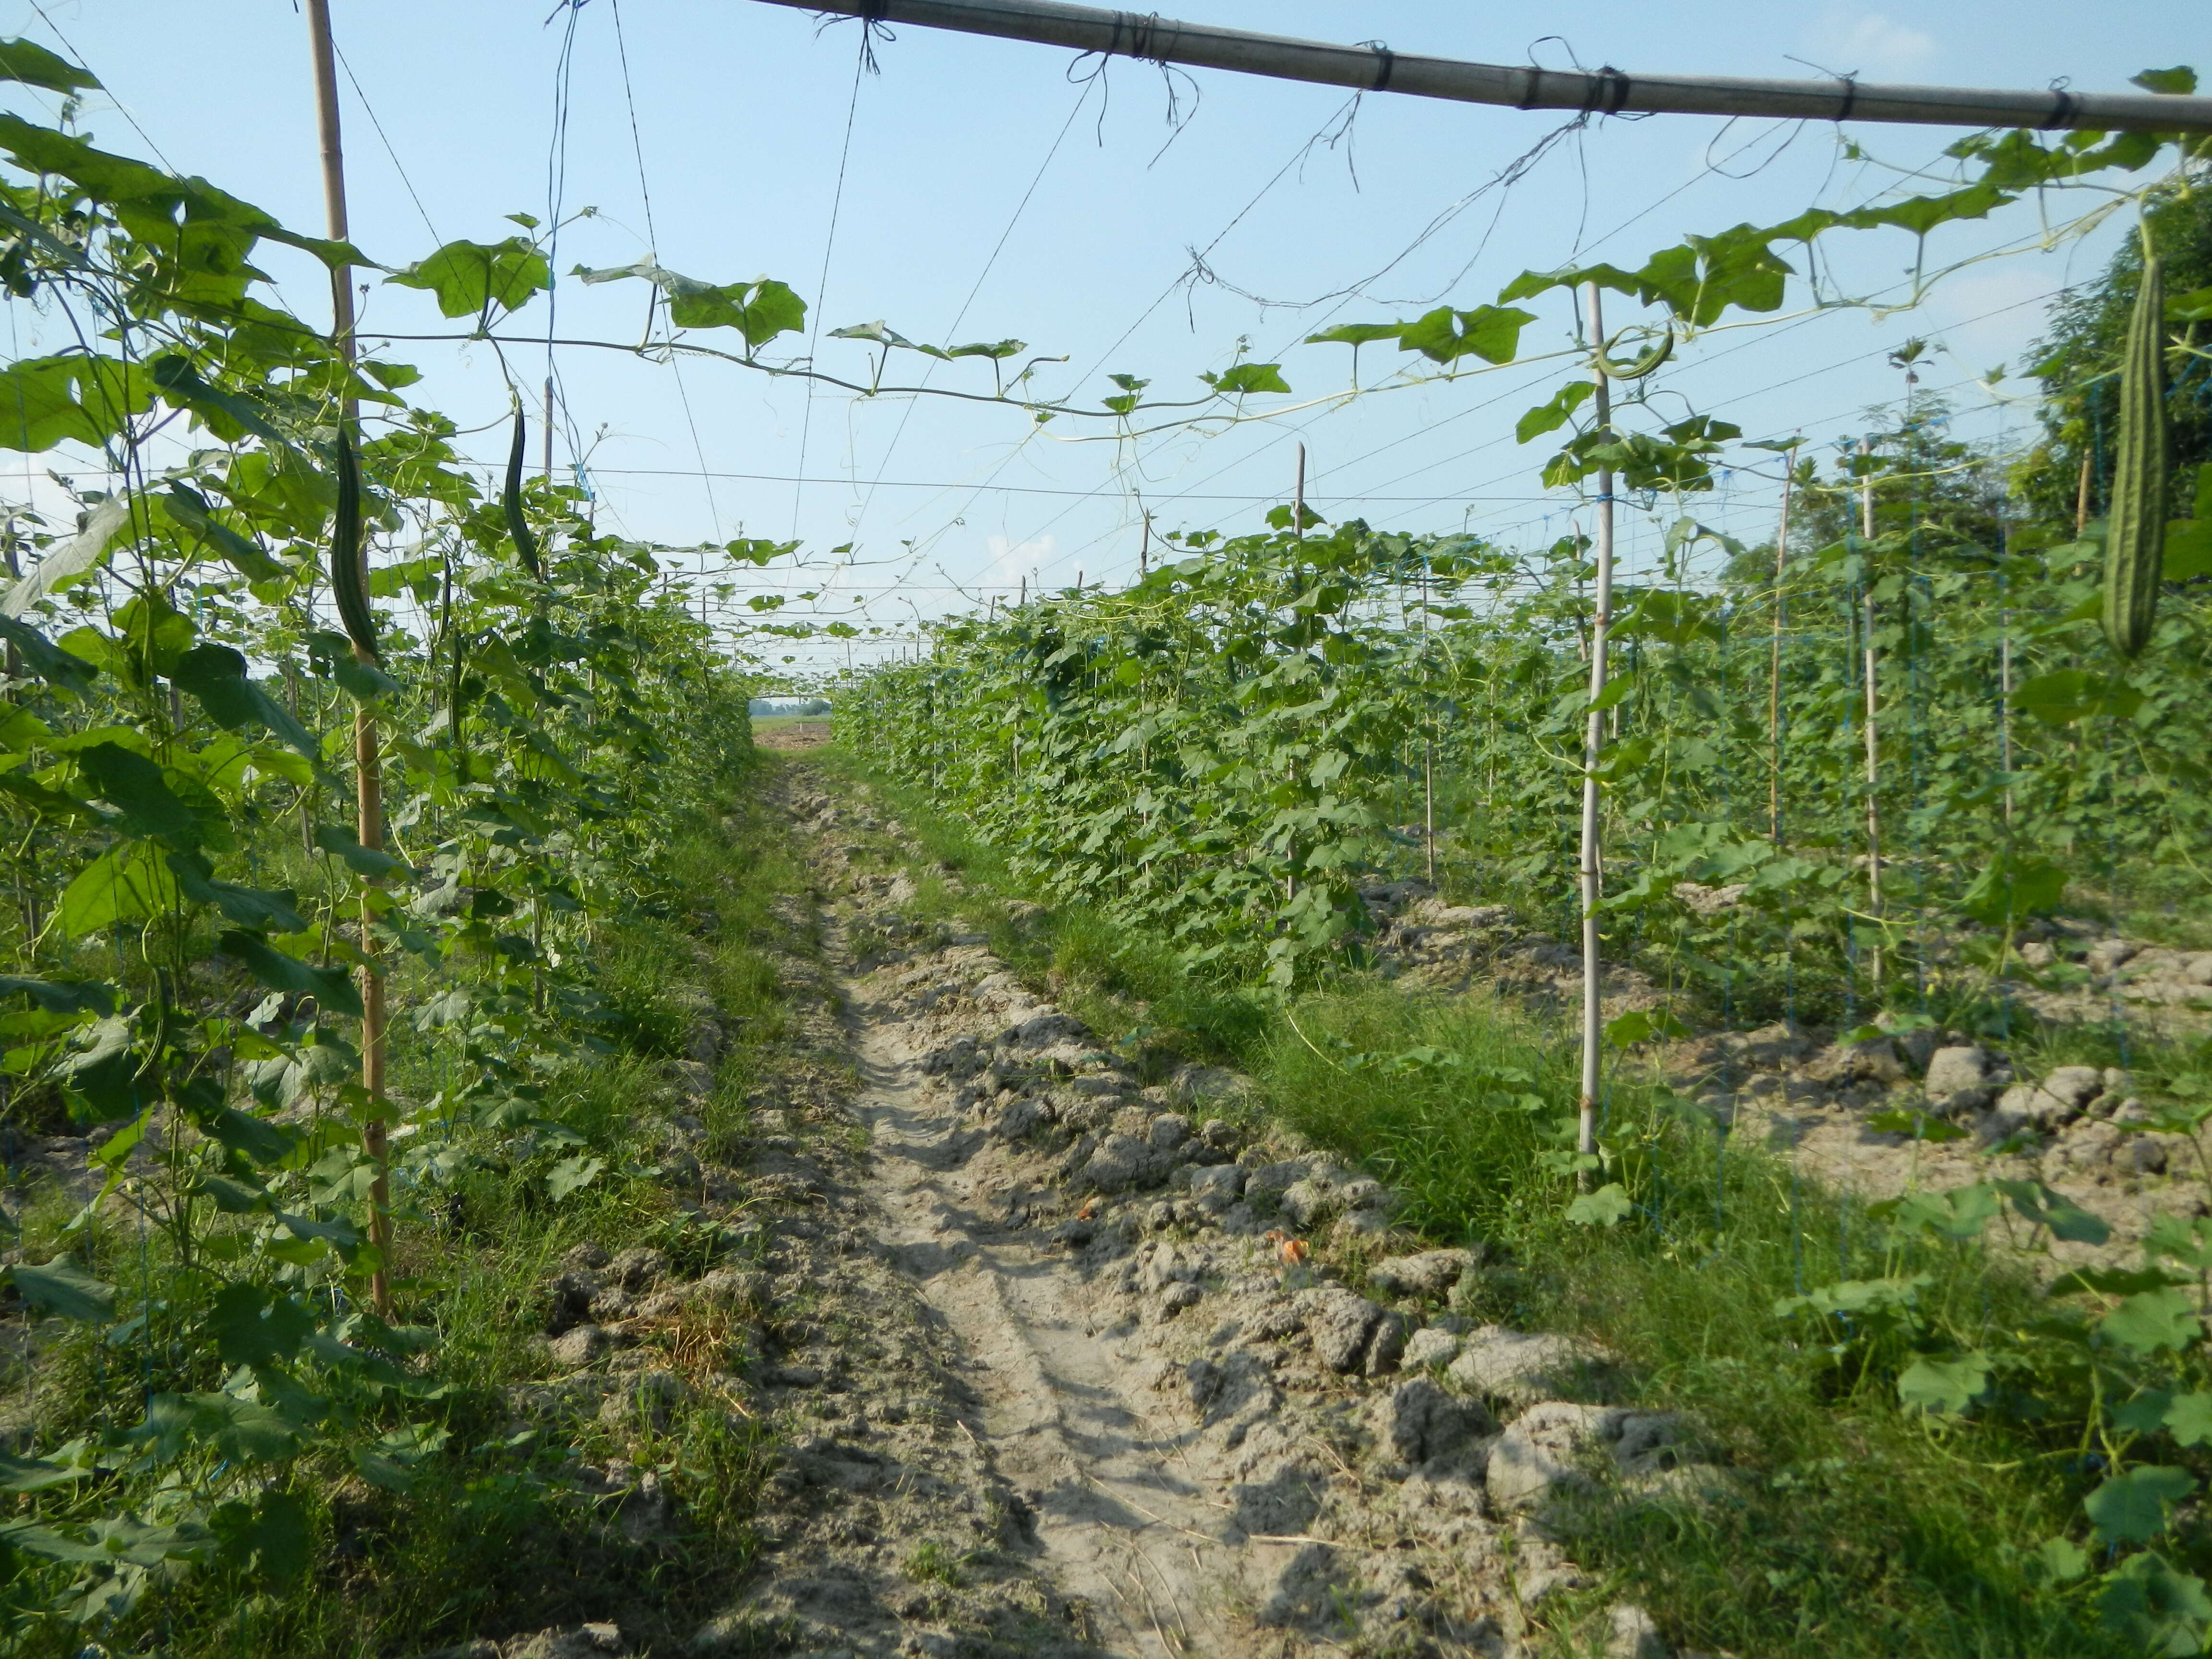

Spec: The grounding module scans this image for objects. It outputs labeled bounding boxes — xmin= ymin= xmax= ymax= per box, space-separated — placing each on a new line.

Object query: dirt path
xmin=708 ymin=759 xmax=1710 ymax=1659
xmin=850 ymin=961 xmax=1259 ymax=1658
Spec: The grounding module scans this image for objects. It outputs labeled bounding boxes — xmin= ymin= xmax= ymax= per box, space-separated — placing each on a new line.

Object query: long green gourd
xmin=505 ymin=404 xmax=543 ymax=579
xmin=330 ymin=419 xmax=379 ymax=661
xmin=2102 ymin=248 xmax=2167 ymax=659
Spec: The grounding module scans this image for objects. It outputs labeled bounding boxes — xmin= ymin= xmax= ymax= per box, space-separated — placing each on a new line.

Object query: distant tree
xmin=2016 ymin=171 xmax=2212 ymax=529
xmin=1766 ymin=392 xmax=2009 ymax=580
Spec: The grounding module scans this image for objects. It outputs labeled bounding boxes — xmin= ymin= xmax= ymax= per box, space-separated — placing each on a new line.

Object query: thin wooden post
xmin=1767 ymin=443 xmax=1797 ymax=843
xmin=304 ymin=0 xmax=392 ymax=1317
xmin=1421 ymin=551 xmax=1435 ymax=885
xmin=1998 ymin=513 xmax=2015 ymax=827
xmin=1577 ymin=284 xmax=1616 ymax=1179
xmin=1858 ymin=439 xmax=1884 ymax=990
xmin=1293 ymin=442 xmax=1306 ymax=541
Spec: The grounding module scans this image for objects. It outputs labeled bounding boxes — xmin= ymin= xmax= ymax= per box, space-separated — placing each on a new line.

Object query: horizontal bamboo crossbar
xmin=756 ymin=0 xmax=2212 ymax=134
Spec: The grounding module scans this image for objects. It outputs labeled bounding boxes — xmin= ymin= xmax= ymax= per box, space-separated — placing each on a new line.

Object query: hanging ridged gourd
xmin=2102 ymin=250 xmax=2167 ymax=659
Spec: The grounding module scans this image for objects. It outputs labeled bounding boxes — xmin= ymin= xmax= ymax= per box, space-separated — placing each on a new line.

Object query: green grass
xmin=812 ymin=738 xmax=2151 ymax=1659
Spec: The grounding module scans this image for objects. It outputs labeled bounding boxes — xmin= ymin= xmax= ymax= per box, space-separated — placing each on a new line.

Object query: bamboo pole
xmin=1293 ymin=441 xmax=1306 ymax=542
xmin=761 ymin=0 xmax=2212 ymax=133
xmin=1421 ymin=550 xmax=1435 ymax=886
xmin=1576 ymin=284 xmax=1616 ymax=1180
xmin=1767 ymin=443 xmax=1798 ymax=843
xmin=1998 ymin=515 xmax=2016 ymax=828
xmin=1858 ymin=441 xmax=1884 ymax=991
xmin=303 ymin=0 xmax=392 ymax=1317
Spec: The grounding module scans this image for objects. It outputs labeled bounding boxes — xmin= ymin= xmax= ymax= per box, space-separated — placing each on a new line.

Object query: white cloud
xmin=983 ymin=531 xmax=1055 ymax=590
xmin=1803 ymin=9 xmax=1938 ymax=78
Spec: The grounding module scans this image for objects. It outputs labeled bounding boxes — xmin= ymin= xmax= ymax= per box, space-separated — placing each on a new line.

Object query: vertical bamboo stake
xmin=1577 ymin=284 xmax=1616 ymax=1178
xmin=1293 ymin=442 xmax=1306 ymax=541
xmin=0 ymin=523 xmax=18 ymax=682
xmin=1858 ymin=440 xmax=1884 ymax=990
xmin=1421 ymin=551 xmax=1436 ymax=885
xmin=1767 ymin=444 xmax=1797 ymax=844
xmin=304 ymin=0 xmax=392 ymax=1317
xmin=1998 ymin=513 xmax=2015 ymax=827
xmin=1138 ymin=508 xmax=1151 ymax=577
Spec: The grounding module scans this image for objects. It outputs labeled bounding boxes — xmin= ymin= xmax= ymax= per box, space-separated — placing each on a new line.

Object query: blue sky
xmin=5 ymin=1 xmax=2205 ymax=667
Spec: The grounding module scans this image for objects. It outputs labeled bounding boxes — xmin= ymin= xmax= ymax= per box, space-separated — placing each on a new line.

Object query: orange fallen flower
xmin=1265 ymin=1230 xmax=1310 ymax=1266
xmin=1077 ymin=1198 xmax=1099 ymax=1221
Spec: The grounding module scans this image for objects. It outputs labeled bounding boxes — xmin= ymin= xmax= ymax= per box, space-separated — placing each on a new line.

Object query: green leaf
xmin=308 ymin=630 xmax=400 ymax=701
xmin=2163 ymin=1393 xmax=2212 ymax=1448
xmin=1394 ymin=304 xmax=1532 ymax=366
xmin=54 ymin=1014 xmax=140 ymax=1120
xmin=1604 ymin=1007 xmax=1687 ymax=1048
xmin=0 ymin=1519 xmax=117 ymax=1566
xmin=943 ymin=337 xmax=1026 ymax=361
xmin=1303 ymin=322 xmax=1401 ymax=348
xmin=1960 ymin=853 xmax=2067 ymax=926
xmin=386 ymin=235 xmax=549 ymax=320
xmin=2086 ymin=1465 xmax=2194 ymax=1544
xmin=2048 ymin=1266 xmax=2184 ymax=1298
xmin=275 ymin=1210 xmax=361 ymax=1260
xmin=2099 ymin=1550 xmax=2212 ymax=1655
xmin=0 ymin=615 xmax=96 ymax=695
xmin=311 ymin=824 xmax=409 ymax=879
xmin=2147 ymin=1212 xmax=2212 ymax=1271
xmin=0 ymin=357 xmax=151 ymax=455
xmin=2028 ymin=1536 xmax=2088 ymax=1585
xmin=575 ymin=257 xmax=806 ymax=349
xmin=74 ymin=743 xmax=202 ymax=849
xmin=1202 ymin=362 xmax=1290 ymax=396
xmin=147 ymin=1392 xmax=303 ymax=1465
xmin=147 ymin=354 xmax=282 ymax=445
xmin=545 ymin=1154 xmax=605 ymax=1203
xmin=1995 ymin=1179 xmax=2113 ymax=1245
xmin=0 ymin=976 xmax=113 ymax=1017
xmin=1897 ymin=1351 xmax=1991 ymax=1414
xmin=2 ymin=494 xmax=132 ymax=613
xmin=218 ymin=931 xmax=362 ymax=1019
xmin=159 ymin=485 xmax=287 ymax=582
xmin=1565 ymin=1182 xmax=1633 ymax=1226
xmin=165 ymin=850 xmax=307 ymax=933
xmin=1516 ymin=379 xmax=1595 ymax=444
xmin=2132 ymin=66 xmax=2199 ymax=95
xmin=60 ymin=842 xmax=181 ymax=938
xmin=0 ymin=1447 xmax=87 ymax=1492
xmin=213 ymin=1487 xmax=309 ymax=1586
xmin=208 ymin=1284 xmax=315 ymax=1369
xmin=8 ymin=1257 xmax=114 ymax=1322
xmin=0 ymin=766 xmax=98 ymax=827
xmin=196 ymin=1106 xmax=293 ymax=1168
xmin=2164 ymin=516 xmax=2212 ymax=580
xmin=171 ymin=645 xmax=317 ymax=760
xmin=828 ymin=318 xmax=915 ymax=349
xmin=0 ymin=39 xmax=98 ymax=92
xmin=1865 ymin=1109 xmax=1970 ymax=1144
xmin=2101 ymin=1289 xmax=2202 ymax=1355
xmin=192 ymin=1171 xmax=270 ymax=1214
xmin=2009 ymin=669 xmax=2142 ymax=728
